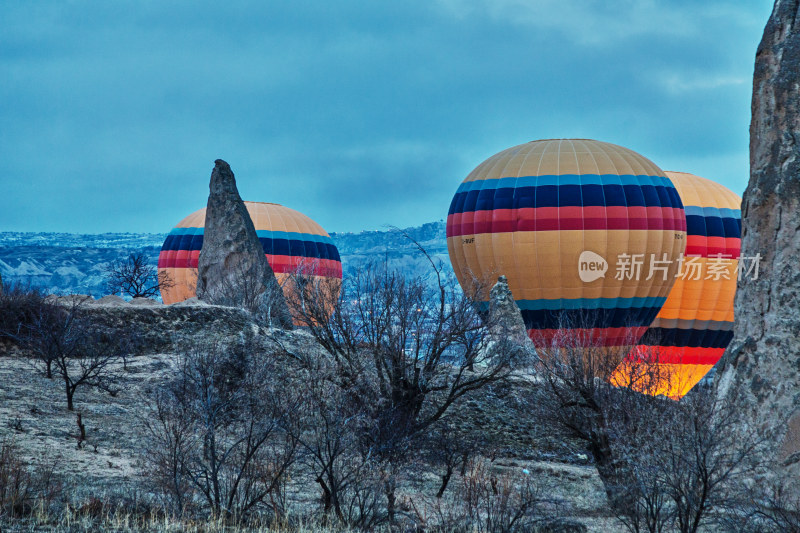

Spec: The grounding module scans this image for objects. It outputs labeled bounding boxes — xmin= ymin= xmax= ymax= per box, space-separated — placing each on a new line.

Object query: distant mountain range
xmin=0 ymin=221 xmax=450 ymax=298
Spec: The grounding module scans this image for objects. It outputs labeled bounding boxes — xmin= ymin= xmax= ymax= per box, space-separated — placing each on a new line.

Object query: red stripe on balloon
xmin=158 ymin=250 xmax=200 ymax=269
xmin=684 ymin=236 xmax=741 ymax=258
xmin=158 ymin=251 xmax=342 ymax=278
xmin=527 ymin=326 xmax=650 ymax=348
xmin=447 ymin=207 xmax=685 ymax=237
xmin=266 ymin=255 xmax=343 ymax=277
xmin=626 ymin=345 xmax=725 ymax=366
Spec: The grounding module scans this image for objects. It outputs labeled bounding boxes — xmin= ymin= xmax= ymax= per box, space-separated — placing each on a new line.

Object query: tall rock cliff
xmin=196 ymin=160 xmax=292 ymax=328
xmin=714 ymin=0 xmax=800 ymax=472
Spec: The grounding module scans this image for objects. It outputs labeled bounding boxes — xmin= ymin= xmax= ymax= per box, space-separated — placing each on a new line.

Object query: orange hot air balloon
xmin=611 ymin=172 xmax=741 ymax=398
xmin=446 ymin=139 xmax=686 ymax=356
xmin=157 ymin=201 xmax=342 ymax=318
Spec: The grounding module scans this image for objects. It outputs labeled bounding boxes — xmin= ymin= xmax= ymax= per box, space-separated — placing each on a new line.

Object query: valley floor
xmin=0 ymin=344 xmax=623 ymax=532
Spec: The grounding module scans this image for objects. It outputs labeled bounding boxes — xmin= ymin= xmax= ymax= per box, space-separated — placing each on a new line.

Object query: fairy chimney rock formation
xmin=488 ymin=276 xmax=531 ymax=346
xmin=714 ymin=0 xmax=800 ymax=475
xmin=196 ymin=159 xmax=292 ymax=328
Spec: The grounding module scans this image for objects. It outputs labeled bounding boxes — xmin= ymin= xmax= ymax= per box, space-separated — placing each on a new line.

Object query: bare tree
xmin=532 ymin=321 xmax=661 ymax=513
xmin=6 ymin=295 xmax=125 ymax=410
xmin=265 ymin=330 xmax=388 ymax=528
xmin=655 ymin=391 xmax=767 ymax=533
xmin=283 ymin=252 xmax=521 ymax=524
xmin=141 ymin=338 xmax=299 ymax=521
xmin=584 ymin=381 xmax=685 ymax=533
xmin=421 ymin=416 xmax=480 ymax=499
xmin=531 ymin=317 xmax=768 ymax=533
xmin=105 ymin=250 xmax=172 ymax=299
xmin=604 ymin=390 xmax=769 ymax=533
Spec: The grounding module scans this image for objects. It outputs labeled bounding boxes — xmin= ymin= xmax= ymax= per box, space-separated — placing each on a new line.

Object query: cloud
xmin=656 ymin=72 xmax=749 ymax=95
xmin=434 ymin=0 xmax=766 ymax=45
xmin=0 ymin=0 xmax=773 ymax=233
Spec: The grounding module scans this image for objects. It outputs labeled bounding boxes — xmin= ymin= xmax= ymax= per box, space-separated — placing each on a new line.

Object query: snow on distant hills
xmin=0 ymin=232 xmax=166 ymax=249
xmin=0 ymin=222 xmax=451 ymax=298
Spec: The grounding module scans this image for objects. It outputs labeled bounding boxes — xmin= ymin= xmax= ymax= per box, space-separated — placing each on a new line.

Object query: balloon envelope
xmin=446 ymin=139 xmax=686 ymax=356
xmin=158 ymin=201 xmax=342 ymax=317
xmin=611 ymin=171 xmax=741 ymax=398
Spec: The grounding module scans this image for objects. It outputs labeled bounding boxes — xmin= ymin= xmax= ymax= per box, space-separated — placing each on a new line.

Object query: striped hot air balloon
xmin=158 ymin=202 xmax=342 ymax=318
xmin=446 ymin=139 xmax=686 ymax=358
xmin=611 ymin=172 xmax=741 ymax=398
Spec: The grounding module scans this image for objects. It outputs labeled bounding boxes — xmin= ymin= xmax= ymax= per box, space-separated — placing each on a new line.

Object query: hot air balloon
xmin=446 ymin=139 xmax=686 ymax=357
xmin=157 ymin=202 xmax=342 ymax=319
xmin=611 ymin=172 xmax=741 ymax=398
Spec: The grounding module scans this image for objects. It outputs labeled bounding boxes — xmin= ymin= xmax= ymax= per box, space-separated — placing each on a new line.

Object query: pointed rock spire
xmin=196 ymin=159 xmax=292 ymax=328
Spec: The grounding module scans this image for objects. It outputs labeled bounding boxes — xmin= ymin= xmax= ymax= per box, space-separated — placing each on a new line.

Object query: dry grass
xmin=2 ymin=507 xmax=358 ymax=533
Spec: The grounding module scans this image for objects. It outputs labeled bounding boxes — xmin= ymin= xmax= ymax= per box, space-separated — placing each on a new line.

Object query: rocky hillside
xmin=0 ymin=299 xmax=618 ymax=531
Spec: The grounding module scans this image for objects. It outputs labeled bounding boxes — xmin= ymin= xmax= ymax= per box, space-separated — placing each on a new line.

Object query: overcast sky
xmin=0 ymin=1 xmax=774 ymax=234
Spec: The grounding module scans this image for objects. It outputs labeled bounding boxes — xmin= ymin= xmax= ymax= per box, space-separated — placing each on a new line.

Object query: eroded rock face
xmin=485 ymin=276 xmax=534 ymax=369
xmin=196 ymin=160 xmax=292 ymax=328
xmin=714 ymin=0 xmax=800 ymax=473
xmin=488 ymin=276 xmax=529 ymax=342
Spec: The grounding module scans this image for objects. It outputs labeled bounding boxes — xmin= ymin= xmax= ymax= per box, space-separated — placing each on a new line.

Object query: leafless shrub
xmin=725 ymin=477 xmax=800 ymax=532
xmin=0 ymin=438 xmax=61 ymax=519
xmin=105 ymin=250 xmax=173 ymax=299
xmin=410 ymin=458 xmax=566 ymax=532
xmin=141 ymin=337 xmax=300 ymax=521
xmin=0 ymin=282 xmax=47 ymax=351
xmin=76 ymin=413 xmax=87 ymax=449
xmin=0 ymin=438 xmax=31 ymax=518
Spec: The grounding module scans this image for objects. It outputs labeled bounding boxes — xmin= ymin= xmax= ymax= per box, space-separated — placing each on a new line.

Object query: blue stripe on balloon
xmin=160 ymin=233 xmax=341 ymax=262
xmin=164 ymin=226 xmax=335 ymax=245
xmin=685 ymin=216 xmax=742 ymax=239
xmin=448 ymin=183 xmax=680 ymax=215
xmin=455 ymin=174 xmax=675 ymax=194
xmin=515 ymin=296 xmax=667 ymax=312
xmin=259 ymin=237 xmax=341 ymax=262
xmin=255 ymin=229 xmax=334 ymax=244
xmin=683 ymin=205 xmax=741 ymax=219
xmin=640 ymin=327 xmax=734 ymax=349
xmin=521 ymin=305 xmax=663 ymax=330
